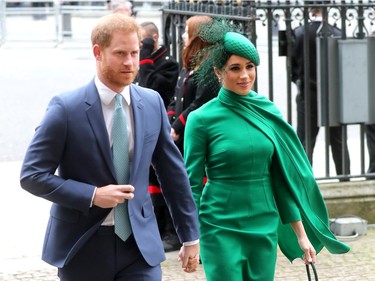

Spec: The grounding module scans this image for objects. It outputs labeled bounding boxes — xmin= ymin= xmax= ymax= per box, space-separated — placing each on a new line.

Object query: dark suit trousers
xmin=296 ymin=91 xmax=350 ymax=175
xmin=58 ymin=227 xmax=162 ymax=281
xmin=365 ymin=124 xmax=375 ymax=174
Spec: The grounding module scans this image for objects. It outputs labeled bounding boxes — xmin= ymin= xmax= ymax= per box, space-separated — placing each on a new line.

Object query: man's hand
xmin=93 ymin=184 xmax=135 ymax=208
xmin=178 ymin=244 xmax=200 ymax=273
xmin=170 ymin=128 xmax=180 ymax=142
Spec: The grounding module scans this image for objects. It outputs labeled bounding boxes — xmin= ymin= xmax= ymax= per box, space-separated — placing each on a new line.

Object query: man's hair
xmin=140 ymin=22 xmax=159 ymax=38
xmin=91 ymin=13 xmax=141 ymax=48
xmin=305 ymin=0 xmax=330 ymax=15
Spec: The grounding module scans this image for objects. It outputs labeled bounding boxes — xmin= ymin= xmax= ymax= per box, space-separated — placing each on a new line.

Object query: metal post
xmin=55 ymin=0 xmax=62 ymax=45
xmin=319 ymin=4 xmax=331 ymax=177
xmin=61 ymin=1 xmax=72 ymax=38
xmin=284 ymin=0 xmax=293 ymax=125
xmin=248 ymin=0 xmax=258 ymax=91
xmin=303 ymin=4 xmax=313 ymax=163
xmin=266 ymin=0 xmax=274 ymax=102
xmin=0 ymin=0 xmax=6 ymax=46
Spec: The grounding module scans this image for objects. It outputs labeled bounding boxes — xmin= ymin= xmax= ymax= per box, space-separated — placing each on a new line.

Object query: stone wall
xmin=320 ymin=180 xmax=375 ymax=224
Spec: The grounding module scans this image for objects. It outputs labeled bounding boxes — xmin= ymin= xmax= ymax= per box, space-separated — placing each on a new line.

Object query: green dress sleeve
xmin=270 ymin=153 xmax=302 ymax=224
xmin=184 ymin=111 xmax=207 ymax=211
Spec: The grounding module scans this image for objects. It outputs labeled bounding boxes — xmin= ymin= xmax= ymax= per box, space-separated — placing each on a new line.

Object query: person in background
xmin=20 ymin=14 xmax=199 ymax=281
xmin=32 ymin=1 xmax=47 ymax=20
xmin=184 ymin=19 xmax=350 ymax=281
xmin=110 ymin=0 xmax=133 ymax=16
xmin=167 ymin=15 xmax=220 ymax=155
xmin=291 ymin=2 xmax=351 ymax=179
xmin=365 ymin=30 xmax=375 ymax=178
xmin=137 ymin=21 xmax=181 ymax=252
xmin=166 ymin=16 xmax=219 ymax=252
xmin=366 ymin=124 xmax=375 ymax=176
xmin=138 ymin=22 xmax=179 ymax=108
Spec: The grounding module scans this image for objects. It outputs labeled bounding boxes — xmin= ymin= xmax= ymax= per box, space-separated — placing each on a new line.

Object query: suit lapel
xmin=129 ymin=84 xmax=144 ymax=182
xmin=84 ymin=80 xmax=116 ymax=180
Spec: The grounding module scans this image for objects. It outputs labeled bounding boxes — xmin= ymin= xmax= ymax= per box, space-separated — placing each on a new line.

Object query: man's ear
xmin=152 ymin=33 xmax=159 ymax=50
xmin=93 ymin=44 xmax=101 ymax=60
xmin=152 ymin=33 xmax=158 ymax=42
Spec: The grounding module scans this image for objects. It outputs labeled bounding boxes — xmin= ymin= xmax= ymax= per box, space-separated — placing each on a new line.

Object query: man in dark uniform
xmin=138 ymin=22 xmax=179 ymax=108
xmin=365 ymin=124 xmax=375 ymax=176
xmin=365 ymin=30 xmax=375 ymax=177
xmin=137 ymin=21 xmax=181 ymax=252
xmin=291 ymin=1 xmax=350 ymax=178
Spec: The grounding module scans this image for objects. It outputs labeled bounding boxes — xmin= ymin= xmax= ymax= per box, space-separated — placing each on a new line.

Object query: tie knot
xmin=115 ymin=94 xmax=123 ymax=107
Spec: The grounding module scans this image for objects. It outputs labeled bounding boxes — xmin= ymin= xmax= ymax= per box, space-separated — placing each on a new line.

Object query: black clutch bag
xmin=306 ymin=263 xmax=318 ymax=281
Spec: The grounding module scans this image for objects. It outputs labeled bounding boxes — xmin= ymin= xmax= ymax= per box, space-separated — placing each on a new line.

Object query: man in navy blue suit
xmin=20 ymin=14 xmax=199 ymax=281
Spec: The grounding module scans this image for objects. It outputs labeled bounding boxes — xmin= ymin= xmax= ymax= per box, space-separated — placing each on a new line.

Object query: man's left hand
xmin=178 ymin=244 xmax=200 ymax=273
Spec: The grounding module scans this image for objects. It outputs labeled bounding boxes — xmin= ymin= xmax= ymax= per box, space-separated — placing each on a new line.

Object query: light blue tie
xmin=113 ymin=94 xmax=132 ymax=241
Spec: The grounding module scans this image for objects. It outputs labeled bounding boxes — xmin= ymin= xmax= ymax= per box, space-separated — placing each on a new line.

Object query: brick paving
xmin=0 ymin=226 xmax=373 ymax=280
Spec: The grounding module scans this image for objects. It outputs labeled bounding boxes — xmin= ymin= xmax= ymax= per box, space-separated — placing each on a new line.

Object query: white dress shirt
xmin=92 ymin=77 xmax=199 ymax=246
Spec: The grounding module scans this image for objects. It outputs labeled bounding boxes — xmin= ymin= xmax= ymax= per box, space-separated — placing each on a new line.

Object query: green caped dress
xmin=184 ymin=88 xmax=350 ymax=281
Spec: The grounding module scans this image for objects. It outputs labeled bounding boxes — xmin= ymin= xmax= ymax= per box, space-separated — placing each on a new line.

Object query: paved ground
xmin=1 ymin=11 xmax=375 ymax=281
xmin=0 ymin=158 xmax=373 ymax=281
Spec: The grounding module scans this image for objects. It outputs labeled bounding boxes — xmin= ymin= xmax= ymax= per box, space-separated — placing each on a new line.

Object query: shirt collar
xmin=95 ymin=76 xmax=131 ymax=106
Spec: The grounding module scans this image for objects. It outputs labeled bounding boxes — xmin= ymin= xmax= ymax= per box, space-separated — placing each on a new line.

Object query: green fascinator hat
xmin=223 ymin=31 xmax=260 ymax=66
xmin=194 ymin=18 xmax=260 ymax=90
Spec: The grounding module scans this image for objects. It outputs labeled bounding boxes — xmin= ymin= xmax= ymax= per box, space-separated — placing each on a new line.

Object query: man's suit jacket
xmin=20 ymin=79 xmax=199 ymax=268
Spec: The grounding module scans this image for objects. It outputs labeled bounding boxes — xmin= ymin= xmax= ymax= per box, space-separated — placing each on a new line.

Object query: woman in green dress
xmin=183 ymin=21 xmax=350 ymax=281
